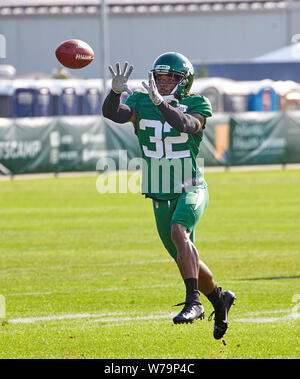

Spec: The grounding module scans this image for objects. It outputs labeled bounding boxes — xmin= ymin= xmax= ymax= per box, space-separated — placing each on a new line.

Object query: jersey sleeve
xmin=187 ymin=95 xmax=212 ymax=118
xmin=124 ymin=91 xmax=141 ymax=111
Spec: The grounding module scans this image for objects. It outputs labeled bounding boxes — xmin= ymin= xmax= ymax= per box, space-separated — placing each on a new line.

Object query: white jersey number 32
xmin=139 ymin=119 xmax=191 ymax=159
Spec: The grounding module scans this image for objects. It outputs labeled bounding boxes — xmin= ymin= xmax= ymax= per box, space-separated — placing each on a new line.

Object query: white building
xmin=0 ymin=0 xmax=299 ymax=79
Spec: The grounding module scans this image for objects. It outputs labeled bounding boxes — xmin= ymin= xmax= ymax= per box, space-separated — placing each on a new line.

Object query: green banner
xmin=102 ymin=119 xmax=142 ymax=170
xmin=58 ymin=116 xmax=106 ymax=172
xmin=0 ymin=117 xmax=58 ymax=174
xmin=1 ymin=113 xmax=300 ymax=176
xmin=229 ymin=112 xmax=286 ymax=165
xmin=0 ymin=117 xmax=142 ymax=175
xmin=284 ymin=112 xmax=300 ymax=164
xmin=201 ymin=113 xmax=231 ymax=166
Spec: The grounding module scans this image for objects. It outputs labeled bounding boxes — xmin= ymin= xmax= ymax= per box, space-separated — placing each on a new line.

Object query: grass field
xmin=0 ymin=169 xmax=299 ymax=359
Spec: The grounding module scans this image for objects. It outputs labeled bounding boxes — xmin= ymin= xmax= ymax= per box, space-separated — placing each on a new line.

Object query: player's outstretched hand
xmin=142 ymin=72 xmax=163 ymax=106
xmin=108 ymin=62 xmax=134 ymax=95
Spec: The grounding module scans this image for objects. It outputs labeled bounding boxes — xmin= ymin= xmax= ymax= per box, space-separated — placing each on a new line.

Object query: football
xmin=55 ymin=39 xmax=94 ymax=69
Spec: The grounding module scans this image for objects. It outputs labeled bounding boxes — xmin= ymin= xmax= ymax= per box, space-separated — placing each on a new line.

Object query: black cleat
xmin=208 ymin=289 xmax=236 ymax=340
xmin=173 ymin=301 xmax=205 ymax=324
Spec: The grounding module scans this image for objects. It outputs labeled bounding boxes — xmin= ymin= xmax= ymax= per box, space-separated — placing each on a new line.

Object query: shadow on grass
xmin=238 ymin=275 xmax=300 ymax=281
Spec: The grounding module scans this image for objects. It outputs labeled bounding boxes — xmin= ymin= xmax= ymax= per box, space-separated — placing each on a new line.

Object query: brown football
xmin=55 ymin=39 xmax=94 ymax=69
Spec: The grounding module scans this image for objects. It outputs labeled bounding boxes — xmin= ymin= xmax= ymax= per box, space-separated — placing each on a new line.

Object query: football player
xmin=102 ymin=52 xmax=236 ymax=339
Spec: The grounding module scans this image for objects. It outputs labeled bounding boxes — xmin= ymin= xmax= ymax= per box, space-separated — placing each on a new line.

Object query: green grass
xmin=0 ymin=169 xmax=299 ymax=359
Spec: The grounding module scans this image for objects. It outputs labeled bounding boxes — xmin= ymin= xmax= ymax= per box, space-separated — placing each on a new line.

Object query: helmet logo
xmin=155 ymin=65 xmax=170 ymax=70
xmin=183 ymin=62 xmax=194 ymax=75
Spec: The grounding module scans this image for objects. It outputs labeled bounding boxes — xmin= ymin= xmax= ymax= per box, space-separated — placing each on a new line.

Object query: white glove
xmin=142 ymin=72 xmax=163 ymax=106
xmin=108 ymin=62 xmax=134 ymax=95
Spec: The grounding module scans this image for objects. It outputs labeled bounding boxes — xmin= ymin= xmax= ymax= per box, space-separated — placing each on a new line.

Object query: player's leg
xmin=171 ymin=186 xmax=212 ymax=288
xmin=170 ymin=186 xmax=209 ymax=323
xmin=172 ymin=187 xmax=236 ymax=337
xmin=189 ymin=229 xmax=216 ymax=294
xmin=152 ymin=198 xmax=204 ymax=323
xmin=152 ymin=192 xmax=213 ymax=292
xmin=151 ymin=192 xmax=236 ymax=334
xmin=152 ymin=199 xmax=178 ymax=261
xmin=172 ymin=224 xmax=216 ymax=294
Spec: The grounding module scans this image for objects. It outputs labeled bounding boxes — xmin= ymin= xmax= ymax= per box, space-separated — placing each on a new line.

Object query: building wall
xmin=0 ymin=7 xmax=297 ymax=79
xmin=110 ymin=10 xmax=287 ymax=76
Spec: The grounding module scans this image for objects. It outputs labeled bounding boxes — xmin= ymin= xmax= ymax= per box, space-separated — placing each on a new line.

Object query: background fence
xmin=1 ymin=112 xmax=300 ymax=176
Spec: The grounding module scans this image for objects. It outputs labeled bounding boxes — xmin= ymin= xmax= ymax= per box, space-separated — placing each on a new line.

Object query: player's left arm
xmin=142 ymin=72 xmax=205 ymax=134
xmin=157 ymin=105 xmax=205 ymax=134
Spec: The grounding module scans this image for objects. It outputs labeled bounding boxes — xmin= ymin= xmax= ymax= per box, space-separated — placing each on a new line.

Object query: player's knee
xmin=171 ymin=223 xmax=189 ymax=246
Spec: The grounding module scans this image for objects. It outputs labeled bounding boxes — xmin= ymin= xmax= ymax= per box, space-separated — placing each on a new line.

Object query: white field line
xmin=234 ymin=314 xmax=300 ymax=323
xmin=5 ymin=283 xmax=179 ymax=297
xmin=245 ymin=309 xmax=291 ymax=316
xmin=8 ymin=312 xmax=128 ymax=324
xmin=92 ymin=310 xmax=300 ymax=324
xmin=0 ymin=259 xmax=173 ymax=275
xmin=4 ymin=276 xmax=299 ymax=297
xmin=92 ymin=314 xmax=175 ymax=323
xmin=1 ymin=254 xmax=298 ymax=276
xmin=6 ymin=309 xmax=299 ymax=325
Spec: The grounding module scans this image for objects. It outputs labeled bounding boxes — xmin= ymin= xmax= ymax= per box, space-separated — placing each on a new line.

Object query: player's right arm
xmin=102 ymin=62 xmax=136 ymax=124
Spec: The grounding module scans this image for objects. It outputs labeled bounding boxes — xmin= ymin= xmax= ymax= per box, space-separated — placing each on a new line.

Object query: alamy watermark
xmin=95 ymin=150 xmax=205 ymax=197
xmin=0 ymin=34 xmax=6 ymax=59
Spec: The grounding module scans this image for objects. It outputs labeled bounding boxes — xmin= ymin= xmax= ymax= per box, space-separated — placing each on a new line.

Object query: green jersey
xmin=125 ymin=91 xmax=212 ymax=200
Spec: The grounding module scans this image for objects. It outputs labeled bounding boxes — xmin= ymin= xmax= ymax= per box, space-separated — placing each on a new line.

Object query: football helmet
xmin=151 ymin=52 xmax=195 ymax=102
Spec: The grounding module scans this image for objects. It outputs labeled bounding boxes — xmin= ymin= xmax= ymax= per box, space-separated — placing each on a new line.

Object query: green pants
xmin=152 ymin=186 xmax=209 ymax=262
